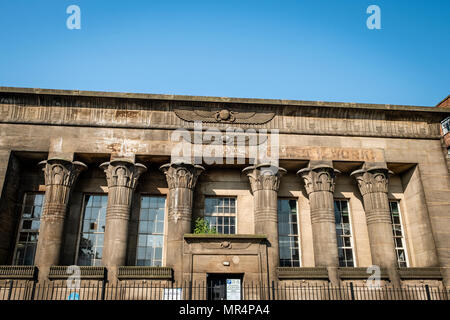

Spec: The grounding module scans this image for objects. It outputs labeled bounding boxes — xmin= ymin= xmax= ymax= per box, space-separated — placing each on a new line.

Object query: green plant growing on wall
xmin=193 ymin=217 xmax=218 ymax=234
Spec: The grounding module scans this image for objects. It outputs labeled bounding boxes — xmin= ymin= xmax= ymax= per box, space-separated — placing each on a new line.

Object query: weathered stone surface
xmin=100 ymin=159 xmax=146 ymax=282
xmin=183 ymin=234 xmax=268 ymax=285
xmin=243 ymin=164 xmax=286 ymax=283
xmin=0 ymin=87 xmax=448 ymax=139
xmin=297 ymin=162 xmax=340 ymax=285
xmin=351 ymin=164 xmax=401 ymax=286
xmin=0 ymin=87 xmax=449 ymax=290
xmin=160 ymin=162 xmax=204 ymax=282
xmin=34 ymin=158 xmax=86 ymax=282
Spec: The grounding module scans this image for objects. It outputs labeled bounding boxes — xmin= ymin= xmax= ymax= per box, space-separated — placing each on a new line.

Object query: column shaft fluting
xmin=101 ymin=159 xmax=146 ymax=282
xmin=35 ymin=158 xmax=87 ymax=282
xmin=160 ymin=163 xmax=204 ymax=282
xmin=243 ymin=164 xmax=286 ymax=283
xmin=298 ymin=165 xmax=340 ymax=283
xmin=351 ymin=166 xmax=400 ymax=285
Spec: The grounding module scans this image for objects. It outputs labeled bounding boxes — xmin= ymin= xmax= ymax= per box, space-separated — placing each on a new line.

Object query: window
xmin=13 ymin=193 xmax=44 ymax=265
xmin=389 ymin=201 xmax=409 ymax=267
xmin=278 ymin=199 xmax=301 ymax=267
xmin=77 ymin=195 xmax=107 ymax=266
xmin=136 ymin=196 xmax=166 ymax=266
xmin=442 ymin=117 xmax=450 ymax=135
xmin=204 ymin=197 xmax=236 ymax=234
xmin=334 ymin=200 xmax=355 ymax=267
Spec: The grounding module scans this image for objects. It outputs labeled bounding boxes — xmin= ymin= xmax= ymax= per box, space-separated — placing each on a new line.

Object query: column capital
xmin=35 ymin=158 xmax=87 ymax=279
xmin=100 ymin=159 xmax=147 ymax=190
xmin=242 ymin=164 xmax=286 ymax=193
xmin=38 ymin=158 xmax=87 ymax=220
xmin=350 ymin=166 xmax=393 ymax=196
xmin=39 ymin=158 xmax=87 ymax=188
xmin=297 ymin=164 xmax=340 ymax=195
xmin=159 ymin=162 xmax=205 ymax=190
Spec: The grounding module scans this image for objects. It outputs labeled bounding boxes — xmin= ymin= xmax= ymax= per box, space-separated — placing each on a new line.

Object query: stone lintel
xmin=184 ymin=234 xmax=267 ymax=241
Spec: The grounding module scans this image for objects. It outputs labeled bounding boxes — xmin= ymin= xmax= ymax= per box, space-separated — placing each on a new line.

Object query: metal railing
xmin=0 ymin=281 xmax=448 ymax=301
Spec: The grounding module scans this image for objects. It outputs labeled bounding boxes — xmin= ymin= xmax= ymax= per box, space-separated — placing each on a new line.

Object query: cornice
xmin=1 ymin=86 xmax=448 ymax=113
xmin=0 ymin=87 xmax=448 ymax=139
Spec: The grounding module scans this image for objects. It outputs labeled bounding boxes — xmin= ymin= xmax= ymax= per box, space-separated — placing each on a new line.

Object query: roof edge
xmin=1 ymin=86 xmax=449 ymax=114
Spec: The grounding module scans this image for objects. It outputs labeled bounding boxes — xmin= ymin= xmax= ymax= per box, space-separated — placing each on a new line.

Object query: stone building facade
xmin=0 ymin=87 xmax=449 ymax=293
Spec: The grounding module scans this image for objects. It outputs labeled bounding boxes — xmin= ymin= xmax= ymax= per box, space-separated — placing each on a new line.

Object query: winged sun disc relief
xmin=174 ymin=106 xmax=275 ymax=124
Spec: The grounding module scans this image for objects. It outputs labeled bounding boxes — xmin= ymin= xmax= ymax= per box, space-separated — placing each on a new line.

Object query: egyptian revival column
xmin=35 ymin=158 xmax=87 ymax=282
xmin=101 ymin=159 xmax=147 ymax=282
xmin=297 ymin=163 xmax=340 ymax=285
xmin=243 ymin=164 xmax=286 ymax=283
xmin=351 ymin=164 xmax=401 ymax=286
xmin=160 ymin=162 xmax=205 ymax=282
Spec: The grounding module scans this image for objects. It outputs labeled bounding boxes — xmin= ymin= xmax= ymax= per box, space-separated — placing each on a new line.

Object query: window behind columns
xmin=77 ymin=194 xmax=107 ymax=266
xmin=277 ymin=199 xmax=301 ymax=267
xmin=334 ymin=200 xmax=355 ymax=267
xmin=136 ymin=196 xmax=166 ymax=266
xmin=204 ymin=197 xmax=236 ymax=234
xmin=13 ymin=193 xmax=44 ymax=265
xmin=389 ymin=201 xmax=409 ymax=267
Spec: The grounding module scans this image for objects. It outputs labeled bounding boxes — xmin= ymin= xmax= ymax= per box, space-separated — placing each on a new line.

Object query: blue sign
xmin=67 ymin=292 xmax=80 ymax=300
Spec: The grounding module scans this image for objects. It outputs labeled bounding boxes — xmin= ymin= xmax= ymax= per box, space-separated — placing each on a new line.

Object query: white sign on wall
xmin=163 ymin=288 xmax=182 ymax=300
xmin=226 ymin=279 xmax=241 ymax=300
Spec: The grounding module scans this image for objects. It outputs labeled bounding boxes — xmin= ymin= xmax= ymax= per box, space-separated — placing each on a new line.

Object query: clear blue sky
xmin=0 ymin=0 xmax=449 ymax=106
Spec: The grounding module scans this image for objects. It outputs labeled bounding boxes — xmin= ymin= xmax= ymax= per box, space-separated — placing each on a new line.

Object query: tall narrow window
xmin=334 ymin=200 xmax=355 ymax=267
xmin=389 ymin=201 xmax=408 ymax=267
xmin=77 ymin=195 xmax=107 ymax=266
xmin=204 ymin=197 xmax=236 ymax=234
xmin=136 ymin=196 xmax=166 ymax=266
xmin=13 ymin=193 xmax=44 ymax=265
xmin=278 ymin=199 xmax=300 ymax=267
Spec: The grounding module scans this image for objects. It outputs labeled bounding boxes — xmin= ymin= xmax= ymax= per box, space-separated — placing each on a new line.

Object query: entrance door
xmin=207 ymin=274 xmax=242 ymax=300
